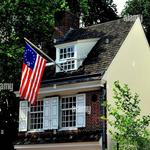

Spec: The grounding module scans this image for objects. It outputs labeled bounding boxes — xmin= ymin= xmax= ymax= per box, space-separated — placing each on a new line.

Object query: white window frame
xmin=60 ymin=94 xmax=86 ymax=130
xmin=29 ymin=101 xmax=44 ymax=131
xmin=56 ymin=46 xmax=77 ymax=72
xmin=60 ymin=95 xmax=77 ymax=129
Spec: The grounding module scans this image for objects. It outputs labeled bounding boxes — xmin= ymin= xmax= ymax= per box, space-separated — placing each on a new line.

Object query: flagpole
xmin=24 ymin=37 xmax=66 ymax=72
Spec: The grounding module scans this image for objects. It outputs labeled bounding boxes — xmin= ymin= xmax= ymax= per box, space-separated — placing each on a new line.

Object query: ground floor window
xmin=19 ymin=94 xmax=86 ymax=132
xmin=29 ymin=101 xmax=43 ymax=130
xmin=61 ymin=96 xmax=76 ymax=128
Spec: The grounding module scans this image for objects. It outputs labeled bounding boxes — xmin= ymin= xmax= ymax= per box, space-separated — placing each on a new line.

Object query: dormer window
xmin=56 ymin=46 xmax=77 ymax=72
xmin=55 ymin=38 xmax=99 ymax=73
xmin=59 ymin=47 xmax=75 ymax=71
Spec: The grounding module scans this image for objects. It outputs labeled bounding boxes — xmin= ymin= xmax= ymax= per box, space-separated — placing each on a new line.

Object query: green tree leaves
xmin=107 ymin=81 xmax=150 ymax=150
xmin=0 ymin=0 xmax=69 ymax=84
xmin=0 ymin=0 xmax=68 ymax=47
xmin=0 ymin=1 xmax=68 ymax=148
xmin=65 ymin=0 xmax=118 ymax=26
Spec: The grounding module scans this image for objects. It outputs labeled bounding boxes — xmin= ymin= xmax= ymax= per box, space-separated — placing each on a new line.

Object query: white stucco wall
xmin=103 ymin=18 xmax=150 ymax=149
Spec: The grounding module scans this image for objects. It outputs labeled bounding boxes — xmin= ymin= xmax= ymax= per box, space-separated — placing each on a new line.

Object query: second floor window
xmin=59 ymin=46 xmax=76 ymax=71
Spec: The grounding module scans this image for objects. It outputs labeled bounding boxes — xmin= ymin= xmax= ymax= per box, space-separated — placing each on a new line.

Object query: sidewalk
xmin=15 ymin=141 xmax=101 ymax=150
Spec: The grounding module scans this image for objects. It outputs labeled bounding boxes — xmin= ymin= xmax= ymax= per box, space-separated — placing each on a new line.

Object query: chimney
xmin=53 ymin=11 xmax=79 ymax=39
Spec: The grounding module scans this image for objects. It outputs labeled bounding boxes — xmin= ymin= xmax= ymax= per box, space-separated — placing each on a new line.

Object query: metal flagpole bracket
xmin=24 ymin=37 xmax=66 ymax=73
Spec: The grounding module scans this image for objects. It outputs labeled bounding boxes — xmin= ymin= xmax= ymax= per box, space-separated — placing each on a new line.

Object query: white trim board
xmin=15 ymin=80 xmax=105 ymax=98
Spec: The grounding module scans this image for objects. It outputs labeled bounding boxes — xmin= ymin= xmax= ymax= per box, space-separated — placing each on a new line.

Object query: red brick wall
xmin=17 ymin=90 xmax=103 ymax=144
xmin=80 ymin=90 xmax=103 ymax=131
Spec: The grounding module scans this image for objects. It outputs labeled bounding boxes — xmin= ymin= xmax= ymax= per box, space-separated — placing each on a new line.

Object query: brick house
xmin=15 ymin=13 xmax=150 ymax=150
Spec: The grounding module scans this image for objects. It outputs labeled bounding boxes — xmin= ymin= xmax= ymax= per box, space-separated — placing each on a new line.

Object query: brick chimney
xmin=53 ymin=11 xmax=79 ymax=39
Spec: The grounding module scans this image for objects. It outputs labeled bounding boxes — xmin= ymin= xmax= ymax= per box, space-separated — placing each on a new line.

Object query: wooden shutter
xmin=76 ymin=94 xmax=86 ymax=127
xmin=50 ymin=97 xmax=59 ymax=129
xmin=19 ymin=101 xmax=28 ymax=132
xmin=43 ymin=98 xmax=51 ymax=130
xmin=43 ymin=97 xmax=59 ymax=130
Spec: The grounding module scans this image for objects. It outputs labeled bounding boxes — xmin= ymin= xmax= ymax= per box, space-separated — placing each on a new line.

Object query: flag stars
xmin=24 ymin=44 xmax=37 ymax=70
xmin=27 ymin=62 xmax=30 ymax=66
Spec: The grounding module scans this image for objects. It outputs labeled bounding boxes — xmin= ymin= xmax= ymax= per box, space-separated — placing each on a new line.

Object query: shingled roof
xmin=42 ymin=18 xmax=135 ymax=83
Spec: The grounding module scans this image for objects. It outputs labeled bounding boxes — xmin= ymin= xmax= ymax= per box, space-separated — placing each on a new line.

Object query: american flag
xmin=19 ymin=43 xmax=46 ymax=105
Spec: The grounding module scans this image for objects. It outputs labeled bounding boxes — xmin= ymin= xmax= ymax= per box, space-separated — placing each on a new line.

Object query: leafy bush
xmin=106 ymin=81 xmax=150 ymax=150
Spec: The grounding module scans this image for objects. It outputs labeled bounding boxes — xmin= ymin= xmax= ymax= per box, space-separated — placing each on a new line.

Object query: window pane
xmin=60 ymin=60 xmax=75 ymax=71
xmin=66 ymin=122 xmax=68 ymax=127
xmin=59 ymin=47 xmax=75 ymax=71
xmin=64 ymin=48 xmax=66 ymax=53
xmin=64 ymin=54 xmax=66 ymax=58
xmin=61 ymin=96 xmax=76 ymax=128
xmin=68 ymin=65 xmax=71 ymax=70
xmin=68 ymin=48 xmax=71 ymax=52
xmin=69 ymin=103 xmax=72 ymax=108
xmin=66 ymin=98 xmax=68 ymax=103
xmin=70 ymin=122 xmax=72 ymax=126
xmin=64 ymin=65 xmax=67 ymax=70
xmin=73 ymin=121 xmax=75 ymax=126
xmin=60 ymin=54 xmax=63 ymax=59
xmin=62 ymin=123 xmax=65 ymax=127
xmin=60 ymin=49 xmax=63 ymax=53
xmin=71 ymin=53 xmax=74 ymax=57
xmin=72 ymin=63 xmax=75 ymax=69
xmin=67 ymin=53 xmax=71 ymax=58
xmin=62 ymin=103 xmax=65 ymax=109
xmin=70 ymin=47 xmax=73 ymax=52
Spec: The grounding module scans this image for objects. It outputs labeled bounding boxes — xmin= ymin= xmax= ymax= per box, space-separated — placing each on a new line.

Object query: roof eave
xmin=41 ymin=71 xmax=105 ymax=87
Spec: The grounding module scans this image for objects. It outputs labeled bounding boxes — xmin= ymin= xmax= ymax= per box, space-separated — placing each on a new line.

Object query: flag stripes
xmin=19 ymin=43 xmax=46 ymax=105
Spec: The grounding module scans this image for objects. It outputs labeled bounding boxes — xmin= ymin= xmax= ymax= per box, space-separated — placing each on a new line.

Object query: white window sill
xmin=59 ymin=127 xmax=77 ymax=131
xmin=27 ymin=129 xmax=44 ymax=133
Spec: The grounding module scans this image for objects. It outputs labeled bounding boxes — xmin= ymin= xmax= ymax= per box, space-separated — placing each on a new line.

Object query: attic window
xmin=58 ymin=46 xmax=77 ymax=71
xmin=60 ymin=47 xmax=74 ymax=60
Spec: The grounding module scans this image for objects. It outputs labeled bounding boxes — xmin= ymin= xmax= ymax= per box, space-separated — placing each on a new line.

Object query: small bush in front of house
xmin=105 ymin=81 xmax=150 ymax=150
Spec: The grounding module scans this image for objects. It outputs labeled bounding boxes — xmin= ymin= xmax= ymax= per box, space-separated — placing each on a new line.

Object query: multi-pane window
xmin=59 ymin=47 xmax=76 ymax=71
xmin=29 ymin=101 xmax=43 ymax=130
xmin=60 ymin=60 xmax=75 ymax=71
xmin=60 ymin=47 xmax=74 ymax=60
xmin=61 ymin=96 xmax=76 ymax=128
xmin=19 ymin=94 xmax=86 ymax=132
